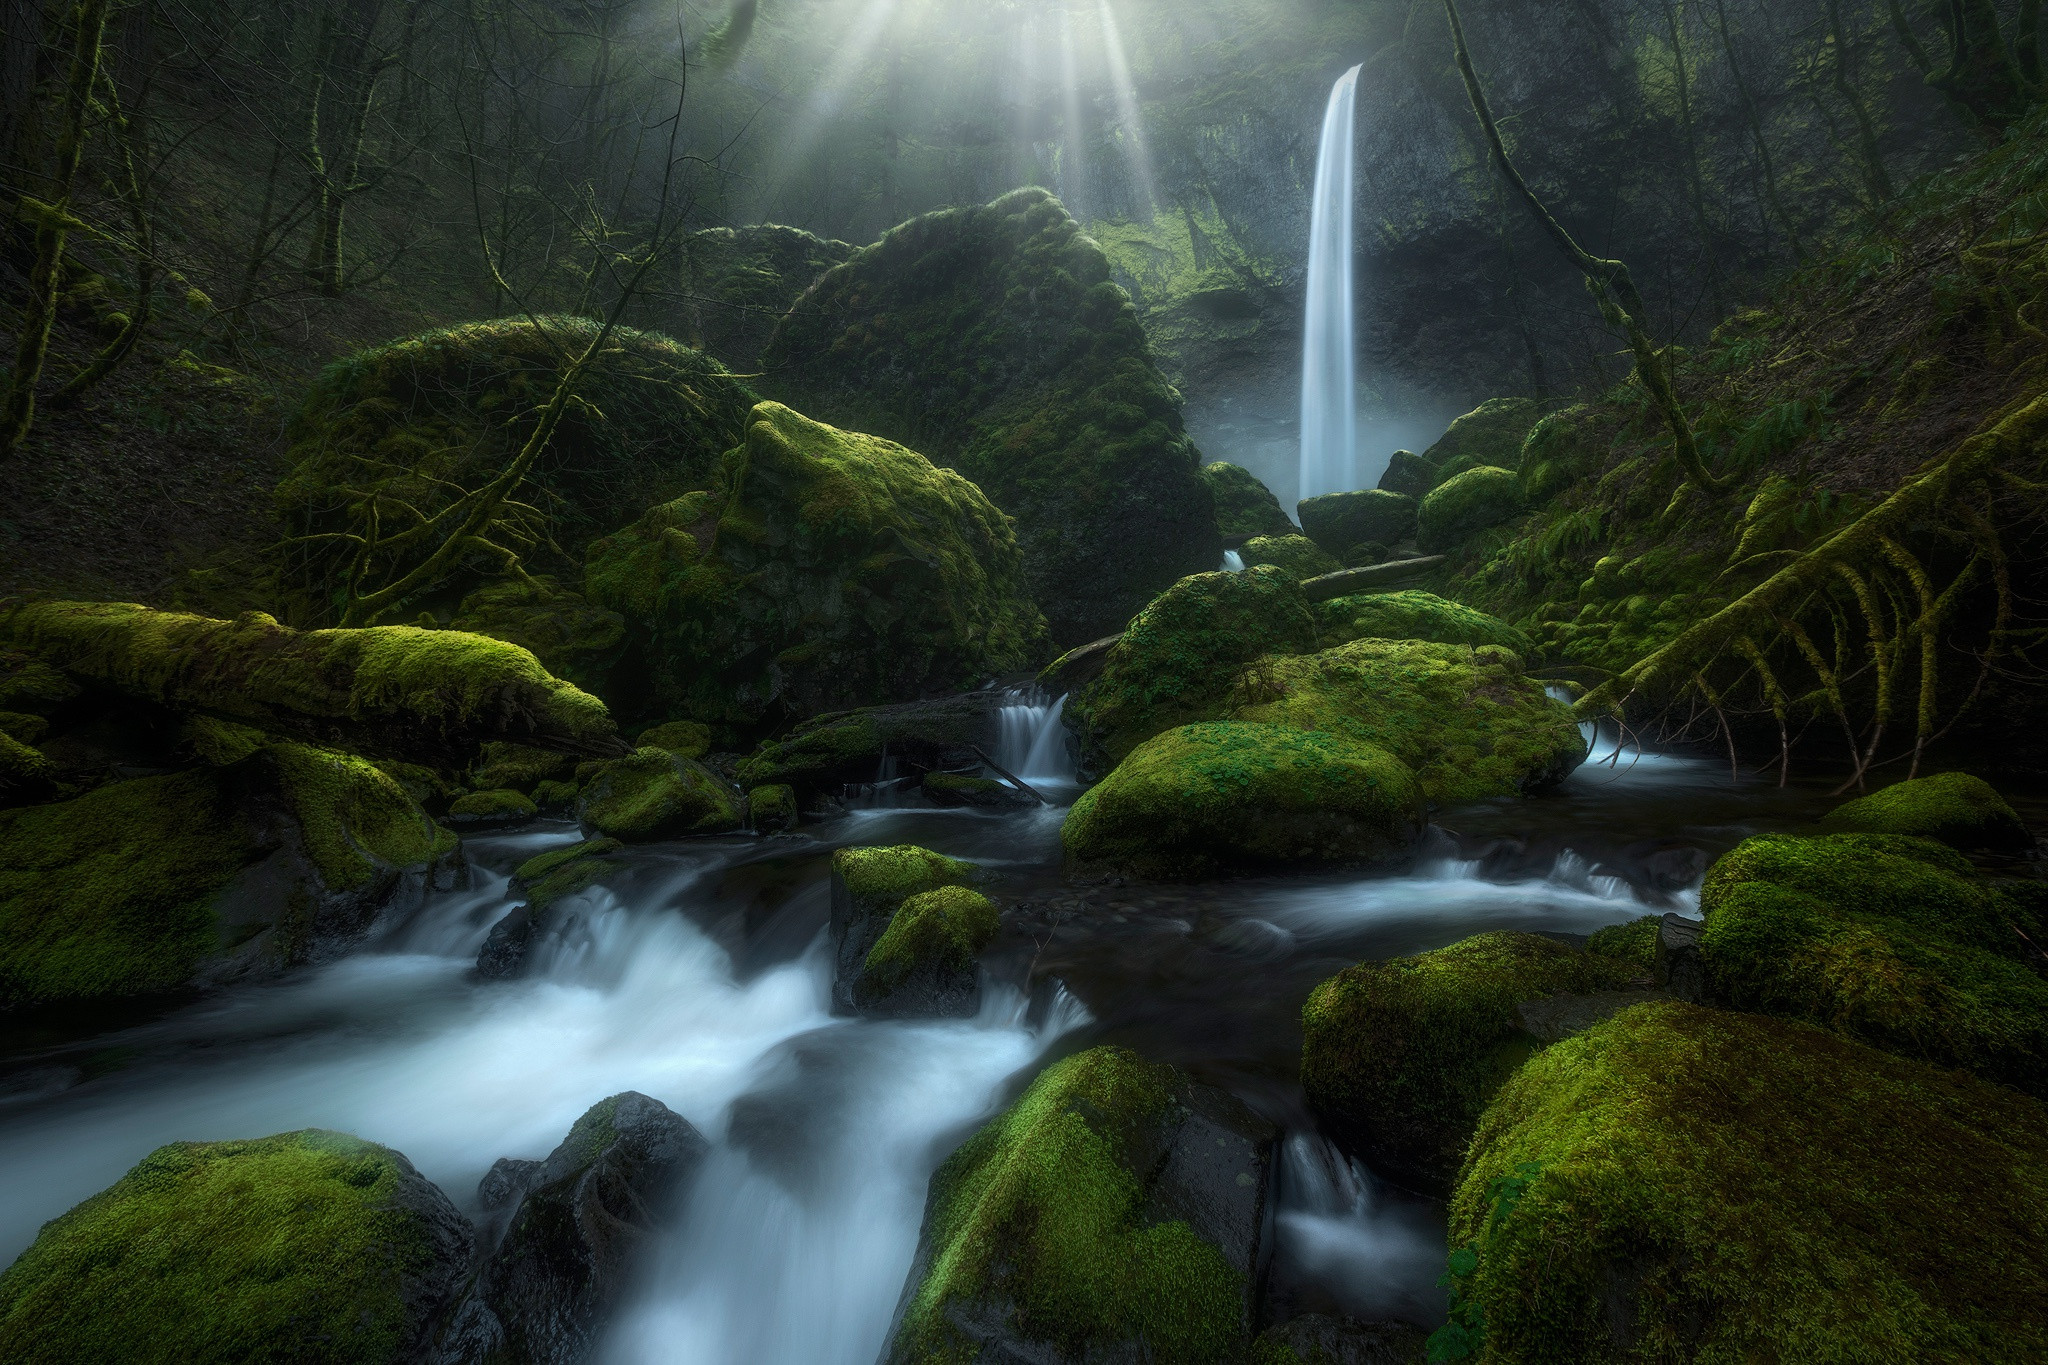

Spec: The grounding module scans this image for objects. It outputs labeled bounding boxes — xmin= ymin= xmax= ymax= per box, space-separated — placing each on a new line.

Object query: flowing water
xmin=0 ymin=712 xmax=1859 ymax=1360
xmin=1299 ymin=64 xmax=1364 ymax=504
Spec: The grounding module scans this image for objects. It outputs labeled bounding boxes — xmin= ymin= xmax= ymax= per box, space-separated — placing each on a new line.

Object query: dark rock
xmin=829 ymin=845 xmax=985 ymax=1017
xmin=674 ymin=224 xmax=856 ymax=369
xmin=475 ymin=905 xmax=535 ymax=980
xmin=921 ymin=771 xmax=1036 ymax=809
xmin=1201 ymin=460 xmax=1296 ymax=538
xmin=737 ymin=692 xmax=1011 ymax=799
xmin=1254 ymin=1314 xmax=1430 ymax=1364
xmin=1655 ymin=912 xmax=1705 ymax=1001
xmin=1377 ymin=450 xmax=1437 ymax=498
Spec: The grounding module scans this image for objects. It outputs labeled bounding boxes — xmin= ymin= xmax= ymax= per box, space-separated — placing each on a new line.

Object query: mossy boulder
xmin=735 ymin=691 xmax=1015 ymax=798
xmin=675 ymin=224 xmax=856 ymax=368
xmin=475 ymin=839 xmax=627 ymax=978
xmin=884 ymin=1045 xmax=1274 ymax=1365
xmin=1421 ymin=397 xmax=1545 ymax=479
xmin=1697 ymin=832 xmax=2048 ymax=1092
xmin=1297 ymin=489 xmax=1418 ymax=559
xmin=273 ymin=318 xmax=758 ymax=626
xmin=472 ymin=741 xmax=576 ymax=794
xmin=1819 ymin=771 xmax=2032 ymax=852
xmin=1240 ymin=533 xmax=1343 ymax=582
xmin=584 ymin=402 xmax=1044 ymax=734
xmin=445 ymin=578 xmax=626 ymax=698
xmin=0 ymin=1129 xmax=472 ymax=1365
xmin=1377 ymin=449 xmax=1437 ymax=498
xmin=764 ymin=187 xmax=1220 ymax=645
xmin=1515 ymin=402 xmax=1603 ymax=504
xmin=0 ymin=742 xmax=457 ymax=1012
xmin=1068 ymin=565 xmax=1318 ymax=768
xmin=830 ymin=844 xmax=978 ymax=1015
xmin=445 ymin=788 xmax=538 ymax=830
xmin=0 ymin=728 xmax=53 ymax=799
xmin=577 ymin=747 xmax=741 ymax=842
xmin=0 ymin=601 xmax=622 ymax=767
xmin=1300 ymin=932 xmax=1645 ymax=1194
xmin=748 ymin=783 xmax=797 ymax=831
xmin=1416 ymin=467 xmax=1523 ymax=553
xmin=1202 ymin=461 xmax=1296 ymax=539
xmin=1317 ymin=590 xmax=1533 ymax=654
xmin=922 ymin=771 xmax=1035 ymax=809
xmin=1448 ymin=1001 xmax=2048 ymax=1363
xmin=636 ymin=720 xmax=712 ymax=760
xmin=849 ymin=884 xmax=1001 ymax=1017
xmin=1585 ymin=914 xmax=1662 ymax=971
xmin=1229 ymin=639 xmax=1584 ymax=803
xmin=1061 ymin=722 xmax=1423 ymax=879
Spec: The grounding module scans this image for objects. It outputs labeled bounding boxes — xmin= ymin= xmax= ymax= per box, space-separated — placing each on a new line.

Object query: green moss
xmin=1239 ymin=534 xmax=1341 ymax=582
xmin=578 ymin=747 xmax=741 ymax=842
xmin=678 ymin=224 xmax=855 ymax=367
xmin=1513 ymin=404 xmax=1603 ymax=505
xmin=860 ymin=885 xmax=1000 ymax=999
xmin=0 ymin=1130 xmax=451 ymax=1365
xmin=0 ymin=653 xmax=77 ymax=714
xmin=748 ymin=783 xmax=797 ymax=830
xmin=1301 ymin=932 xmax=1641 ymax=1192
xmin=514 ymin=838 xmax=624 ymax=914
xmin=446 ymin=578 xmax=626 ymax=697
xmin=834 ymin=844 xmax=976 ymax=914
xmin=1061 ymin=721 xmax=1421 ymax=878
xmin=0 ymin=602 xmax=619 ymax=765
xmin=265 ymin=742 xmax=448 ymax=889
xmin=584 ymin=402 xmax=1045 ymax=733
xmin=0 ymin=771 xmax=255 ymax=1010
xmin=1417 ymin=467 xmax=1523 ymax=553
xmin=637 ymin=720 xmax=713 ymax=759
xmin=1450 ymin=1001 xmax=2048 ymax=1363
xmin=1379 ymin=450 xmax=1437 ymax=498
xmin=1585 ymin=915 xmax=1662 ymax=970
xmin=1230 ymin=639 xmax=1583 ymax=804
xmin=1200 ymin=462 xmax=1294 ymax=538
xmin=1316 ymin=590 xmax=1533 ymax=654
xmin=888 ymin=1046 xmax=1245 ymax=1365
xmin=1698 ymin=832 xmax=2048 ymax=1092
xmin=1423 ymin=398 xmax=1546 ymax=477
xmin=1 ymin=730 xmax=53 ymax=790
xmin=1819 ymin=772 xmax=2032 ymax=851
xmin=1297 ymin=489 xmax=1418 ymax=557
xmin=1069 ymin=565 xmax=1318 ymax=766
xmin=472 ymin=742 xmax=575 ymax=794
xmin=447 ymin=789 xmax=538 ymax=822
xmin=0 ymin=710 xmax=48 ymax=744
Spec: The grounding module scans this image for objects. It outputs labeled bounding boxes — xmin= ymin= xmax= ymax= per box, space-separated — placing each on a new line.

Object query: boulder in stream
xmin=883 ymin=1045 xmax=1275 ymax=1365
xmin=441 ymin=1092 xmax=710 ymax=1365
xmin=736 ymin=690 xmax=1012 ymax=800
xmin=476 ymin=839 xmax=627 ymax=980
xmin=830 ymin=844 xmax=987 ymax=1017
xmin=0 ymin=1130 xmax=472 ymax=1364
xmin=577 ymin=747 xmax=742 ymax=842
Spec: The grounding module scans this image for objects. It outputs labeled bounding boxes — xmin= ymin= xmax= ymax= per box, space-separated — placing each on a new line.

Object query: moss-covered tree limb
xmin=0 ymin=601 xmax=627 ymax=764
xmin=0 ymin=0 xmax=111 ymax=454
xmin=1440 ymin=0 xmax=1733 ymax=498
xmin=52 ymin=67 xmax=153 ymax=408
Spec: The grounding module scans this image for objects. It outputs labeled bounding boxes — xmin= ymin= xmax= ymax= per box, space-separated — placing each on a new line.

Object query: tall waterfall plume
xmin=1299 ymin=64 xmax=1363 ymax=505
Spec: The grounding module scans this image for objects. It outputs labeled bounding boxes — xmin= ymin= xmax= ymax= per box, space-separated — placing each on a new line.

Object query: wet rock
xmin=883 ymin=1046 xmax=1275 ymax=1365
xmin=1253 ymin=1314 xmax=1429 ymax=1364
xmin=747 ymin=782 xmax=799 ymax=830
xmin=475 ymin=840 xmax=627 ymax=980
xmin=446 ymin=1092 xmax=710 ymax=1365
xmin=920 ymin=771 xmax=1035 ymax=809
xmin=736 ymin=691 xmax=1010 ymax=800
xmin=577 ymin=747 xmax=741 ymax=842
xmin=446 ymin=788 xmax=539 ymax=830
xmin=829 ymin=844 xmax=984 ymax=1016
xmin=0 ymin=1130 xmax=473 ymax=1364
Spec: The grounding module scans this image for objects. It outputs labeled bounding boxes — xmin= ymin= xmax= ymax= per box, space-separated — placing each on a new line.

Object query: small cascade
xmin=1221 ymin=549 xmax=1246 ymax=572
xmin=1299 ymin=64 xmax=1364 ymax=503
xmin=1271 ymin=1132 xmax=1446 ymax=1323
xmin=994 ymin=690 xmax=1079 ymax=787
xmin=1545 ymin=683 xmax=1714 ymax=781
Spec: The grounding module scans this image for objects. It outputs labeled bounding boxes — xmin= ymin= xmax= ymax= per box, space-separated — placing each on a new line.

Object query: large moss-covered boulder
xmin=446 ymin=577 xmax=627 ymax=697
xmin=1446 ymin=1001 xmax=2048 ymax=1363
xmin=585 ymin=402 xmax=1043 ymax=734
xmin=1241 ymin=533 xmax=1343 ymax=581
xmin=1230 ymin=639 xmax=1583 ymax=803
xmin=273 ymin=318 xmax=758 ymax=625
xmin=0 ymin=601 xmax=623 ymax=767
xmin=1061 ymin=722 xmax=1423 ymax=879
xmin=1301 ymin=932 xmax=1645 ymax=1194
xmin=1318 ymin=590 xmax=1533 ymax=653
xmin=1202 ymin=461 xmax=1295 ymax=539
xmin=849 ymin=884 xmax=1001 ymax=1017
xmin=1515 ymin=402 xmax=1605 ymax=504
xmin=764 ymin=187 xmax=1220 ymax=645
xmin=0 ymin=1130 xmax=473 ymax=1364
xmin=830 ymin=844 xmax=978 ymax=1015
xmin=884 ymin=1045 xmax=1274 ymax=1365
xmin=0 ymin=741 xmax=457 ymax=1012
xmin=1818 ymin=771 xmax=2032 ymax=852
xmin=1377 ymin=449 xmax=1436 ymax=498
xmin=1421 ymin=397 xmax=1544 ymax=480
xmin=1297 ymin=489 xmax=1418 ymax=559
xmin=1068 ymin=565 xmax=1318 ymax=767
xmin=675 ymin=224 xmax=855 ymax=368
xmin=1416 ymin=466 xmax=1523 ymax=553
xmin=1697 ymin=832 xmax=2048 ymax=1093
xmin=735 ymin=691 xmax=1013 ymax=798
xmin=577 ymin=747 xmax=742 ymax=842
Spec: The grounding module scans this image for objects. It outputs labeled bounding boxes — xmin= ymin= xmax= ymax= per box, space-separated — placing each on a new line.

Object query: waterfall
xmin=994 ymin=691 xmax=1079 ymax=787
xmin=1221 ymin=549 xmax=1245 ymax=572
xmin=1299 ymin=64 xmax=1363 ymax=504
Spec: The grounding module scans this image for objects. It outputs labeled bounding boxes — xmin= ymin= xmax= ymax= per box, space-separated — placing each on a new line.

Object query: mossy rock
xmin=884 ymin=1045 xmax=1272 ymax=1365
xmin=922 ymin=771 xmax=1035 ymax=809
xmin=850 ymin=884 xmax=1000 ymax=1017
xmin=1229 ymin=639 xmax=1584 ymax=804
xmin=0 ymin=601 xmax=621 ymax=768
xmin=1300 ymin=932 xmax=1644 ymax=1194
xmin=446 ymin=578 xmax=626 ymax=698
xmin=531 ymin=778 xmax=579 ymax=812
xmin=1061 ymin=722 xmax=1423 ymax=879
xmin=1202 ymin=461 xmax=1295 ymax=539
xmin=737 ymin=691 xmax=1011 ymax=798
xmin=1068 ymin=565 xmax=1318 ymax=768
xmin=1818 ymin=771 xmax=2032 ymax=852
xmin=1416 ymin=466 xmax=1522 ymax=553
xmin=676 ymin=224 xmax=856 ymax=368
xmin=636 ymin=719 xmax=712 ymax=760
xmin=1421 ymin=397 xmax=1545 ymax=477
xmin=1317 ymin=590 xmax=1533 ymax=654
xmin=1585 ymin=914 xmax=1662 ymax=971
xmin=1516 ymin=403 xmax=1604 ymax=505
xmin=1449 ymin=1000 xmax=2048 ymax=1363
xmin=514 ymin=838 xmax=625 ymax=915
xmin=1240 ymin=533 xmax=1343 ymax=582
xmin=0 ymin=1129 xmax=472 ymax=1365
xmin=1698 ymin=832 xmax=2048 ymax=1092
xmin=830 ymin=844 xmax=978 ymax=1013
xmin=584 ymin=402 xmax=1044 ymax=734
xmin=747 ymin=783 xmax=797 ymax=831
xmin=472 ymin=741 xmax=575 ymax=794
xmin=1297 ymin=489 xmax=1418 ymax=558
xmin=576 ymin=747 xmax=740 ymax=842
xmin=764 ymin=187 xmax=1221 ymax=645
xmin=1377 ymin=450 xmax=1436 ymax=498
xmin=446 ymin=788 xmax=538 ymax=830
xmin=0 ymin=729 xmax=54 ymax=798
xmin=273 ymin=318 xmax=759 ymax=626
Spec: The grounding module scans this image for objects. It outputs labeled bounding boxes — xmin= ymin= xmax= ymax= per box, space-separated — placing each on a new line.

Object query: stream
xmin=0 ymin=701 xmax=1853 ymax=1361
